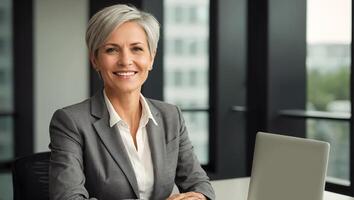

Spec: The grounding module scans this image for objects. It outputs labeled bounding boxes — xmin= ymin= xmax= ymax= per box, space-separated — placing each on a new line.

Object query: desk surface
xmin=210 ymin=177 xmax=354 ymax=200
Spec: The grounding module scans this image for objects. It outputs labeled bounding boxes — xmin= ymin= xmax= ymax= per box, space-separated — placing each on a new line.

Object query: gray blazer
xmin=49 ymin=91 xmax=215 ymax=200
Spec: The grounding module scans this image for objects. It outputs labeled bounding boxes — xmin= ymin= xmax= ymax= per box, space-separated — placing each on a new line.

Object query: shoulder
xmin=51 ymin=97 xmax=92 ymax=124
xmin=145 ymin=98 xmax=184 ymax=125
xmin=146 ymin=98 xmax=179 ymax=112
xmin=145 ymin=98 xmax=183 ymax=118
xmin=61 ymin=98 xmax=91 ymax=115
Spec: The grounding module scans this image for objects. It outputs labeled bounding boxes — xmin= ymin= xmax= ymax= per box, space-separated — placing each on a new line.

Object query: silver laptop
xmin=248 ymin=132 xmax=330 ymax=200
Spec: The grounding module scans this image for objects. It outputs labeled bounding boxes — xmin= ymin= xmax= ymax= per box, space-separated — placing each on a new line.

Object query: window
xmin=189 ymin=70 xmax=197 ymax=86
xmin=0 ymin=68 xmax=6 ymax=84
xmin=164 ymin=0 xmax=210 ymax=165
xmin=252 ymin=0 xmax=354 ymax=195
xmin=0 ymin=7 xmax=4 ymax=24
xmin=306 ymin=0 xmax=351 ymax=185
xmin=189 ymin=6 xmax=197 ymax=23
xmin=0 ymin=0 xmax=13 ymax=161
xmin=174 ymin=39 xmax=183 ymax=55
xmin=0 ymin=38 xmax=5 ymax=54
xmin=174 ymin=6 xmax=183 ymax=23
xmin=189 ymin=40 xmax=198 ymax=55
xmin=165 ymin=39 xmax=174 ymax=55
xmin=0 ymin=0 xmax=13 ymax=199
xmin=174 ymin=70 xmax=183 ymax=86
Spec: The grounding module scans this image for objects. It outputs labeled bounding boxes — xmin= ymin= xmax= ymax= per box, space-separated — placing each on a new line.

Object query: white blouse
xmin=103 ymin=91 xmax=158 ymax=200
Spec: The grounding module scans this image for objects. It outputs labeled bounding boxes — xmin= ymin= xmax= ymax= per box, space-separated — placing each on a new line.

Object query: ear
xmin=149 ymin=62 xmax=154 ymax=71
xmin=90 ymin=52 xmax=99 ymax=71
xmin=149 ymin=51 xmax=156 ymax=71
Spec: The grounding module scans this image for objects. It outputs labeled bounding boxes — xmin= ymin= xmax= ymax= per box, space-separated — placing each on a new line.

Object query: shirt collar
xmin=140 ymin=93 xmax=158 ymax=126
xmin=103 ymin=90 xmax=158 ymax=127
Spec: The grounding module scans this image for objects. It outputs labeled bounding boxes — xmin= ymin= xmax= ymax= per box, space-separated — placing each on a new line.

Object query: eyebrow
xmin=131 ymin=42 xmax=144 ymax=46
xmin=103 ymin=42 xmax=145 ymax=47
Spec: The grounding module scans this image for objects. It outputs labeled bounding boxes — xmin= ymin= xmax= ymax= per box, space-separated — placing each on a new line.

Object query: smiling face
xmin=91 ymin=21 xmax=155 ymax=96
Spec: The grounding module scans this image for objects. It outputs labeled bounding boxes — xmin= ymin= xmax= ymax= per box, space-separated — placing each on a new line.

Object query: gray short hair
xmin=86 ymin=4 xmax=160 ymax=57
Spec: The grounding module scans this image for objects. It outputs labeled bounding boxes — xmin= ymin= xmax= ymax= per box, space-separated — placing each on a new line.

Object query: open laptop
xmin=247 ymin=132 xmax=330 ymax=200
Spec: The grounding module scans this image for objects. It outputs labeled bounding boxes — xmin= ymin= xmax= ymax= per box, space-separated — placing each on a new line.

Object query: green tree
xmin=307 ymin=67 xmax=350 ymax=111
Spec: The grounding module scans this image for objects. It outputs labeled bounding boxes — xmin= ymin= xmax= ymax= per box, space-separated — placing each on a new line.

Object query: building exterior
xmin=163 ymin=0 xmax=209 ymax=164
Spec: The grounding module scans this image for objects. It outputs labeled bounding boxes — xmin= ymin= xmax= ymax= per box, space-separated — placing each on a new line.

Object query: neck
xmin=104 ymin=88 xmax=142 ymax=128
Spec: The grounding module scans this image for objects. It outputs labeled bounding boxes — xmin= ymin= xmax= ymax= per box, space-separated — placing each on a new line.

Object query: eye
xmin=132 ymin=47 xmax=144 ymax=52
xmin=105 ymin=47 xmax=118 ymax=54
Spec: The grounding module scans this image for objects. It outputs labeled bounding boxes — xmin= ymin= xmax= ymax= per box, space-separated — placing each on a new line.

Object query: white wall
xmin=34 ymin=0 xmax=89 ymax=152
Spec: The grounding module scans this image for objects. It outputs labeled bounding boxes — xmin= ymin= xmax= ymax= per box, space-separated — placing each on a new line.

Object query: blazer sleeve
xmin=49 ymin=109 xmax=97 ymax=200
xmin=174 ymin=107 xmax=216 ymax=200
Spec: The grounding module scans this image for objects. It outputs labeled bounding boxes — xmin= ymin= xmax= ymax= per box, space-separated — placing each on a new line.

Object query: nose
xmin=117 ymin=48 xmax=133 ymax=67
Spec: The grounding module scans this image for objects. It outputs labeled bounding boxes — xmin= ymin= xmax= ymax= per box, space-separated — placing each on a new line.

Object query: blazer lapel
xmin=146 ymin=100 xmax=167 ymax=198
xmin=90 ymin=91 xmax=140 ymax=198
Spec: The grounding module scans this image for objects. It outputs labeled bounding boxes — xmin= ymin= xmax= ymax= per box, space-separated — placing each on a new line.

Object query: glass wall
xmin=163 ymin=0 xmax=210 ymax=164
xmin=0 ymin=0 xmax=13 ymax=112
xmin=306 ymin=0 xmax=351 ymax=184
xmin=0 ymin=0 xmax=13 ymax=199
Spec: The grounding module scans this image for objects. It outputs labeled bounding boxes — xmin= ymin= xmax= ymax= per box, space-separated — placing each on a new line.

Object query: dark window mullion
xmin=0 ymin=112 xmax=14 ymax=117
xmin=278 ymin=109 xmax=351 ymax=121
xmin=13 ymin=0 xmax=34 ymax=157
xmin=0 ymin=160 xmax=12 ymax=171
xmin=350 ymin=0 xmax=354 ymax=196
xmin=180 ymin=108 xmax=209 ymax=112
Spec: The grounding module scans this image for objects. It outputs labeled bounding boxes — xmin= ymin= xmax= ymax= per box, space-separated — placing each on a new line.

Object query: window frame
xmin=0 ymin=0 xmax=34 ymax=173
xmin=160 ymin=0 xmax=215 ymax=170
xmin=247 ymin=0 xmax=354 ymax=196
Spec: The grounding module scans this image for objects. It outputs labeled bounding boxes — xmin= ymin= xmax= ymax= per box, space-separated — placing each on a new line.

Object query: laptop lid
xmin=247 ymin=132 xmax=330 ymax=200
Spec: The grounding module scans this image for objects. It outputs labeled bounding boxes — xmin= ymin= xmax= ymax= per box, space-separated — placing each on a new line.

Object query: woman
xmin=49 ymin=4 xmax=215 ymax=200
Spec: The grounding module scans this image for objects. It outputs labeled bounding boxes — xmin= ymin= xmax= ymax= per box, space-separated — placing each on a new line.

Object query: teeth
xmin=115 ymin=71 xmax=135 ymax=76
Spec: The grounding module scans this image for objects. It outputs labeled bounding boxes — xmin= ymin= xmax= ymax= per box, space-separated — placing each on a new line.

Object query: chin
xmin=115 ymin=86 xmax=141 ymax=94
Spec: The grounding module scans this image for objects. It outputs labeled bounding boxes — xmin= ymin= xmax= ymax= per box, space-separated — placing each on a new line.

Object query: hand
xmin=166 ymin=192 xmax=207 ymax=200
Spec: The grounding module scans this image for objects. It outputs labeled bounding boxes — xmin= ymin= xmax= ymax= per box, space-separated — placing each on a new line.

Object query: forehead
xmin=105 ymin=21 xmax=148 ymax=45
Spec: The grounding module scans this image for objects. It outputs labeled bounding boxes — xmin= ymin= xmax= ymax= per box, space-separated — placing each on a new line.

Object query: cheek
xmin=137 ymin=57 xmax=153 ymax=70
xmin=98 ymin=57 xmax=117 ymax=71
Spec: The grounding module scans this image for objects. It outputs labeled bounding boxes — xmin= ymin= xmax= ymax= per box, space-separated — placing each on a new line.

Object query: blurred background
xmin=0 ymin=0 xmax=353 ymax=199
